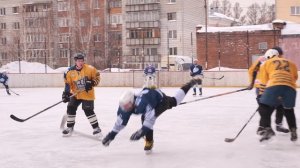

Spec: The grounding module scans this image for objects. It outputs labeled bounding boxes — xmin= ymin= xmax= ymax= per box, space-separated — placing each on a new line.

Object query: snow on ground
xmin=0 ymin=87 xmax=300 ymax=168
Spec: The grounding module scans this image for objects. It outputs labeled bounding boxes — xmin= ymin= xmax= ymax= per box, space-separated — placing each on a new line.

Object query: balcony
xmin=126 ymin=21 xmax=160 ymax=28
xmin=126 ymin=38 xmax=160 ymax=46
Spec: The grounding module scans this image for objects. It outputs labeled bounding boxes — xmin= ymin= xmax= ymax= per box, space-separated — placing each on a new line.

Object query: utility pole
xmin=204 ymin=0 xmax=208 ymax=70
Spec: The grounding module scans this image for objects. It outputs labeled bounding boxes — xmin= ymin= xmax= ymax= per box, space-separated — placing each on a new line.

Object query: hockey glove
xmin=102 ymin=131 xmax=117 ymax=147
xmin=85 ymin=80 xmax=94 ymax=92
xmin=62 ymin=91 xmax=72 ymax=103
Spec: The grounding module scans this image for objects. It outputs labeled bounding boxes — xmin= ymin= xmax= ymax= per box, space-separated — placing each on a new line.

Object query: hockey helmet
xmin=119 ymin=90 xmax=135 ymax=112
xmin=264 ymin=49 xmax=279 ymax=59
xmin=272 ymin=46 xmax=283 ymax=55
xmin=74 ymin=53 xmax=85 ymax=60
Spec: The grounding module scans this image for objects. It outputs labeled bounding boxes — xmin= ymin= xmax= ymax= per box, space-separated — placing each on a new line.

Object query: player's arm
xmin=102 ymin=108 xmax=132 ymax=146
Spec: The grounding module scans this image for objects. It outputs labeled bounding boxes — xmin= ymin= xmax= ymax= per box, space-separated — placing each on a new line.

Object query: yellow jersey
xmin=259 ymin=56 xmax=298 ymax=90
xmin=64 ymin=64 xmax=100 ymax=100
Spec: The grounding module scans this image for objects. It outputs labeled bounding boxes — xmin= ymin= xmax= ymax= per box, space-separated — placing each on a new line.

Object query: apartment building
xmin=122 ymin=0 xmax=204 ymax=70
xmin=55 ymin=0 xmax=106 ymax=69
xmin=0 ymin=0 xmax=54 ymax=69
xmin=276 ymin=0 xmax=300 ymax=23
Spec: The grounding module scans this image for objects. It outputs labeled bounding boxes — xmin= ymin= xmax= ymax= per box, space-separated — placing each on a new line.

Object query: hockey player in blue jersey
xmin=102 ymin=79 xmax=199 ymax=152
xmin=190 ymin=59 xmax=203 ymax=95
xmin=0 ymin=71 xmax=11 ymax=95
xmin=143 ymin=64 xmax=156 ymax=88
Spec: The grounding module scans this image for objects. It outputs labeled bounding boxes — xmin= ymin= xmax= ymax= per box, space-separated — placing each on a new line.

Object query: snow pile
xmin=0 ymin=61 xmax=60 ymax=73
xmin=207 ymin=66 xmax=246 ymax=71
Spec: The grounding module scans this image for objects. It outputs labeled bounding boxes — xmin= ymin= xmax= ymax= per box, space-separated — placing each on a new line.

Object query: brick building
xmin=196 ymin=23 xmax=282 ymax=70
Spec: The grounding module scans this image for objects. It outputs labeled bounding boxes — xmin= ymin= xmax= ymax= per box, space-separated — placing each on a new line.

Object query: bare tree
xmin=266 ymin=4 xmax=276 ymax=23
xmin=240 ymin=15 xmax=247 ymax=25
xmin=220 ymin=0 xmax=232 ymax=17
xmin=258 ymin=2 xmax=268 ymax=24
xmin=247 ymin=3 xmax=261 ymax=25
xmin=210 ymin=0 xmax=221 ymax=13
xmin=232 ymin=2 xmax=243 ymax=19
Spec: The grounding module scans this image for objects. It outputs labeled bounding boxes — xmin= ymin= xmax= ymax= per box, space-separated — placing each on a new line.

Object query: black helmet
xmin=74 ymin=53 xmax=85 ymax=60
xmin=272 ymin=46 xmax=283 ymax=55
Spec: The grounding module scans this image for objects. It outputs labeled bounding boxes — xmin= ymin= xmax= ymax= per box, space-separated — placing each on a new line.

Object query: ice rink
xmin=1 ymin=87 xmax=300 ymax=168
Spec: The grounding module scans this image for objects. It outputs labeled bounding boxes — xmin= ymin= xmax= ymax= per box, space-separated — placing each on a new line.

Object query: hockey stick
xmin=10 ymin=93 xmax=78 ymax=122
xmin=9 ymin=89 xmax=20 ymax=96
xmin=180 ymin=88 xmax=249 ymax=105
xmin=224 ymin=109 xmax=258 ymax=143
xmin=204 ymin=75 xmax=224 ymax=80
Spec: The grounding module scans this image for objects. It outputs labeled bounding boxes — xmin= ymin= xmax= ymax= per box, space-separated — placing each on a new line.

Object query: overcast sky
xmin=226 ymin=0 xmax=275 ymax=8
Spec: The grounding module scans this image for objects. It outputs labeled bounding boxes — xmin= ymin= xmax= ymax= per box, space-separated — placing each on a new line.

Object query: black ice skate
xmin=276 ymin=124 xmax=289 ymax=133
xmin=93 ymin=127 xmax=103 ymax=138
xmin=62 ymin=127 xmax=74 ymax=137
xmin=290 ymin=128 xmax=297 ymax=141
xmin=256 ymin=126 xmax=265 ymax=135
xmin=144 ymin=140 xmax=154 ymax=154
xmin=259 ymin=127 xmax=275 ymax=142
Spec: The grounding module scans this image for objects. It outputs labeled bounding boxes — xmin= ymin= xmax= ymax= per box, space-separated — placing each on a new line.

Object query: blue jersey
xmin=144 ymin=66 xmax=156 ymax=75
xmin=0 ymin=73 xmax=8 ymax=84
xmin=111 ymin=88 xmax=164 ymax=133
xmin=190 ymin=64 xmax=203 ymax=77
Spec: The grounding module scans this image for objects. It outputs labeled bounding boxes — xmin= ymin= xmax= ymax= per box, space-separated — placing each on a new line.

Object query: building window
xmin=145 ymin=29 xmax=153 ymax=38
xmin=146 ymin=48 xmax=157 ymax=56
xmin=168 ymin=30 xmax=177 ymax=38
xmin=25 ymin=5 xmax=38 ymax=12
xmin=13 ymin=22 xmax=20 ymax=29
xmin=169 ymin=47 xmax=177 ymax=55
xmin=169 ymin=0 xmax=176 ymax=3
xmin=59 ymin=34 xmax=70 ymax=43
xmin=79 ymin=1 xmax=87 ymax=10
xmin=58 ymin=2 xmax=68 ymax=11
xmin=0 ymin=52 xmax=8 ymax=60
xmin=80 ymin=19 xmax=86 ymax=27
xmin=110 ymin=14 xmax=122 ymax=24
xmin=1 ymin=23 xmax=6 ymax=29
xmin=291 ymin=6 xmax=300 ymax=15
xmin=0 ymin=8 xmax=6 ymax=15
xmin=93 ymin=17 xmax=100 ymax=26
xmin=129 ymin=30 xmax=138 ymax=39
xmin=132 ymin=48 xmax=140 ymax=56
xmin=12 ymin=7 xmax=19 ymax=14
xmin=60 ymin=49 xmax=69 ymax=58
xmin=93 ymin=0 xmax=100 ymax=9
xmin=1 ymin=37 xmax=7 ymax=45
xmin=94 ymin=34 xmax=101 ymax=42
xmin=109 ymin=0 xmax=122 ymax=8
xmin=258 ymin=42 xmax=268 ymax=50
xmin=58 ymin=18 xmax=69 ymax=27
xmin=167 ymin=12 xmax=176 ymax=20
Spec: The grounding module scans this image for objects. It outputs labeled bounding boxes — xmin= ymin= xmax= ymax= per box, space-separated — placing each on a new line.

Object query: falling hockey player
xmin=101 ymin=78 xmax=200 ymax=153
xmin=256 ymin=49 xmax=298 ymax=142
xmin=61 ymin=53 xmax=102 ymax=138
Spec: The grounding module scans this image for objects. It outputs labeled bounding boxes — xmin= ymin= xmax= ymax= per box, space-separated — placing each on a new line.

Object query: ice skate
xmin=62 ymin=127 xmax=74 ymax=137
xmin=276 ymin=124 xmax=289 ymax=133
xmin=290 ymin=128 xmax=297 ymax=142
xmin=93 ymin=127 xmax=103 ymax=139
xmin=259 ymin=127 xmax=275 ymax=142
xmin=144 ymin=140 xmax=153 ymax=154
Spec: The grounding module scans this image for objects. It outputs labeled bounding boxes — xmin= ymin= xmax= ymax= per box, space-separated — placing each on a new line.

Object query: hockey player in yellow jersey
xmin=61 ymin=53 xmax=102 ymax=137
xmin=257 ymin=48 xmax=298 ymax=142
xmin=248 ymin=48 xmax=289 ymax=135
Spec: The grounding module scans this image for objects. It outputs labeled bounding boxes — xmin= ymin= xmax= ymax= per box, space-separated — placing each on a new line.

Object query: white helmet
xmin=119 ymin=90 xmax=135 ymax=111
xmin=264 ymin=49 xmax=279 ymax=59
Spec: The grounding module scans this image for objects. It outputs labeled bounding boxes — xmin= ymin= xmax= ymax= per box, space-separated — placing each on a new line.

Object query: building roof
xmin=196 ymin=21 xmax=300 ymax=35
xmin=209 ymin=12 xmax=237 ymax=22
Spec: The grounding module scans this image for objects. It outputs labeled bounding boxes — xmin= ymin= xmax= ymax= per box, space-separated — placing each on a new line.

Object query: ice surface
xmin=0 ymin=87 xmax=299 ymax=168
